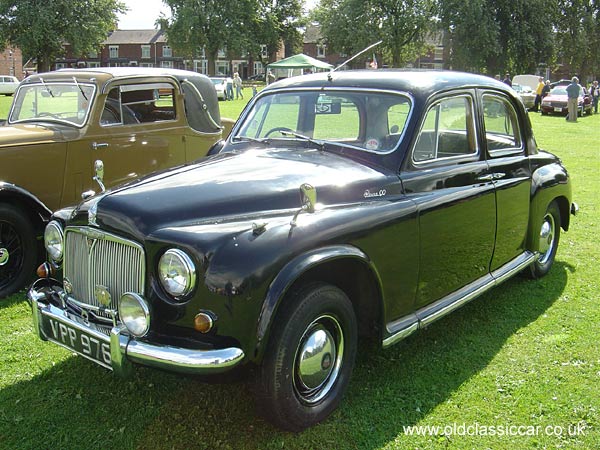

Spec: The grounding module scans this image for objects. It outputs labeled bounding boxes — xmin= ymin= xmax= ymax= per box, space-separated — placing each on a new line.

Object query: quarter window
xmin=413 ymin=95 xmax=477 ymax=163
xmin=482 ymin=94 xmax=523 ymax=153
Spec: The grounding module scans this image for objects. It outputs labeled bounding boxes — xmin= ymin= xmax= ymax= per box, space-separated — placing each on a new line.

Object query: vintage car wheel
xmin=528 ymin=201 xmax=561 ymax=279
xmin=257 ymin=282 xmax=357 ymax=431
xmin=0 ymin=204 xmax=37 ymax=298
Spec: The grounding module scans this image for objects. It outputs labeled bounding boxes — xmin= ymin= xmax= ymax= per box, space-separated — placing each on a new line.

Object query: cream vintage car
xmin=0 ymin=67 xmax=233 ymax=298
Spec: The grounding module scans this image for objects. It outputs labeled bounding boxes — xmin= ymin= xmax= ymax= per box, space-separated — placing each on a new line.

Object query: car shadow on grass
xmin=0 ymin=262 xmax=570 ymax=449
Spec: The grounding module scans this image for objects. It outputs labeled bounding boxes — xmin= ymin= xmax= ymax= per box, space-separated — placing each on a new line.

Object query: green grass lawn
xmin=1 ymin=93 xmax=599 ymax=449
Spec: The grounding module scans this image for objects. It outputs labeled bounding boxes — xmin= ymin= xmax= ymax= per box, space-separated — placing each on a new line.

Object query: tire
xmin=528 ymin=201 xmax=561 ymax=279
xmin=0 ymin=204 xmax=38 ymax=298
xmin=256 ymin=282 xmax=357 ymax=431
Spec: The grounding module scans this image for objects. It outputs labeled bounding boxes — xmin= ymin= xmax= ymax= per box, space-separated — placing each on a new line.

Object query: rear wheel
xmin=0 ymin=204 xmax=37 ymax=298
xmin=528 ymin=201 xmax=561 ymax=279
xmin=256 ymin=282 xmax=357 ymax=431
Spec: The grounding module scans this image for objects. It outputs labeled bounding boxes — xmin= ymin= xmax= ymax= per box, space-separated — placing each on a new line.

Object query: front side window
xmin=482 ymin=94 xmax=523 ymax=153
xmin=101 ymin=83 xmax=176 ymax=127
xmin=412 ymin=95 xmax=477 ymax=163
xmin=9 ymin=82 xmax=96 ymax=127
xmin=234 ymin=90 xmax=411 ymax=154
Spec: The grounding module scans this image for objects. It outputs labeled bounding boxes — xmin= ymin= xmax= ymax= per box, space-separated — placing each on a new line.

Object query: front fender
xmin=0 ymin=181 xmax=52 ymax=223
xmin=254 ymin=244 xmax=382 ymax=359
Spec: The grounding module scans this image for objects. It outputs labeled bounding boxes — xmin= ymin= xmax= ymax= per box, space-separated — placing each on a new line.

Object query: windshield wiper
xmin=73 ymin=76 xmax=88 ymax=101
xmin=279 ymin=130 xmax=325 ymax=151
xmin=232 ymin=136 xmax=271 ymax=145
xmin=39 ymin=77 xmax=54 ymax=97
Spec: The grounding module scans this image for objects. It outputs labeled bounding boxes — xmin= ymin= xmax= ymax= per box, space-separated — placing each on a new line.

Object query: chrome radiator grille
xmin=64 ymin=227 xmax=145 ymax=318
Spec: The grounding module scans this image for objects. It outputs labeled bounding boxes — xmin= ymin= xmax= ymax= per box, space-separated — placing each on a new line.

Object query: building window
xmin=55 ymin=63 xmax=67 ymax=69
xmin=260 ymin=45 xmax=268 ymax=59
xmin=216 ymin=61 xmax=229 ymax=75
xmin=253 ymin=62 xmax=263 ymax=75
xmin=434 ymin=47 xmax=444 ymax=61
xmin=194 ymin=59 xmax=208 ymax=74
xmin=109 ymin=46 xmax=119 ymax=58
xmin=88 ymin=50 xmax=98 ymax=59
xmin=218 ymin=48 xmax=226 ymax=58
xmin=161 ymin=60 xmax=173 ymax=68
xmin=162 ymin=46 xmax=172 ymax=58
xmin=88 ymin=61 xmax=100 ymax=68
xmin=317 ymin=44 xmax=326 ymax=58
xmin=140 ymin=62 xmax=153 ymax=68
xmin=141 ymin=45 xmax=151 ymax=59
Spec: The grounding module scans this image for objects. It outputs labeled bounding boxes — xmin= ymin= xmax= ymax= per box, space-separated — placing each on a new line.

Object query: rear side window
xmin=412 ymin=95 xmax=478 ymax=163
xmin=482 ymin=94 xmax=523 ymax=153
xmin=101 ymin=83 xmax=176 ymax=126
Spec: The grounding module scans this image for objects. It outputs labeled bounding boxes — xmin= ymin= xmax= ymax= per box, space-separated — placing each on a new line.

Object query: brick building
xmin=0 ymin=47 xmax=24 ymax=79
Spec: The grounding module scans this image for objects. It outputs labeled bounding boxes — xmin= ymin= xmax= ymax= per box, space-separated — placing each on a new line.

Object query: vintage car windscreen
xmin=235 ymin=90 xmax=411 ymax=153
xmin=9 ymin=82 xmax=96 ymax=127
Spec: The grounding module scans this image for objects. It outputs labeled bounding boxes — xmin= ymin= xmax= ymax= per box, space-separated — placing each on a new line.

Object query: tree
xmin=162 ymin=0 xmax=303 ymax=75
xmin=314 ymin=0 xmax=437 ymax=68
xmin=0 ymin=0 xmax=125 ymax=73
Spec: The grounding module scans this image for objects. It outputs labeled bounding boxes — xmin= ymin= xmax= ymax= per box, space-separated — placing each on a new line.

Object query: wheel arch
xmin=254 ymin=244 xmax=384 ymax=361
xmin=0 ymin=182 xmax=53 ymax=235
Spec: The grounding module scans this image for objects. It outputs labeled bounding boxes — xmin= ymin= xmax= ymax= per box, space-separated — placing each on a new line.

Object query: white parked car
xmin=209 ymin=77 xmax=227 ymax=100
xmin=0 ymin=75 xmax=19 ymax=96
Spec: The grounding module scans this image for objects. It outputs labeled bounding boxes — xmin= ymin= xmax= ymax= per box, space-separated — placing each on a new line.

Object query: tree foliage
xmin=314 ymin=0 xmax=437 ymax=67
xmin=162 ymin=0 xmax=303 ymax=75
xmin=0 ymin=0 xmax=125 ymax=72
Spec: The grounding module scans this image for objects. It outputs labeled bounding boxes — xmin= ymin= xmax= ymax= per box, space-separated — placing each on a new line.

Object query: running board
xmin=382 ymin=252 xmax=536 ymax=348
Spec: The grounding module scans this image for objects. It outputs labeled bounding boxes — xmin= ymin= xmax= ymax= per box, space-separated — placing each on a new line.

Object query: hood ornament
xmin=290 ymin=183 xmax=317 ymax=227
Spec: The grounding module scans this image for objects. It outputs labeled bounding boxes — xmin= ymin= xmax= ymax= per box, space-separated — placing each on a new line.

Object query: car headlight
xmin=158 ymin=249 xmax=196 ymax=298
xmin=119 ymin=292 xmax=151 ymax=337
xmin=44 ymin=221 xmax=64 ymax=262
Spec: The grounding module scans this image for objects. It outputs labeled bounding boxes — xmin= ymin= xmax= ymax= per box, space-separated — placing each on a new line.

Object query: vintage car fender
xmin=527 ymin=156 xmax=573 ymax=252
xmin=254 ymin=244 xmax=384 ymax=359
xmin=0 ymin=181 xmax=52 ymax=224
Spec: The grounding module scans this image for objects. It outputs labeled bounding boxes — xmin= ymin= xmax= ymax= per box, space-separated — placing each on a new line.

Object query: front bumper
xmin=28 ymin=282 xmax=245 ymax=376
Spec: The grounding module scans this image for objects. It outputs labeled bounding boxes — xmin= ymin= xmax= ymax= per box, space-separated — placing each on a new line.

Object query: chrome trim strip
xmin=382 ymin=251 xmax=536 ymax=347
xmin=29 ymin=287 xmax=245 ymax=375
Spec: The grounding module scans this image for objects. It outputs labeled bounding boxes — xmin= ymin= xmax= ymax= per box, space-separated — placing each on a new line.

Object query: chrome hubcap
xmin=538 ymin=213 xmax=555 ymax=264
xmin=293 ymin=315 xmax=344 ymax=405
xmin=0 ymin=247 xmax=8 ymax=266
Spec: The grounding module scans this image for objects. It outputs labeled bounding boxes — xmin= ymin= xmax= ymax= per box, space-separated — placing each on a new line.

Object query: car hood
xmin=0 ymin=123 xmax=78 ymax=146
xmin=82 ymin=147 xmax=397 ymax=239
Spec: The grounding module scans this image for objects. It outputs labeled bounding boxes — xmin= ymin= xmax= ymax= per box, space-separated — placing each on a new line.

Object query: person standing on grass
xmin=534 ymin=76 xmax=545 ymax=112
xmin=591 ymin=80 xmax=599 ymax=114
xmin=566 ymin=76 xmax=581 ymax=122
xmin=233 ymin=72 xmax=243 ymax=100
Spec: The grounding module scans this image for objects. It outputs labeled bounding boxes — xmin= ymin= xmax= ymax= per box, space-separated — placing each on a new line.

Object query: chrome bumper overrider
xmin=28 ymin=284 xmax=245 ymax=376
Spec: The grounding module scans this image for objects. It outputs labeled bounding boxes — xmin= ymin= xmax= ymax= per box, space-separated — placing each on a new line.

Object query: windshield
xmin=235 ymin=90 xmax=412 ymax=153
xmin=9 ymin=82 xmax=96 ymax=127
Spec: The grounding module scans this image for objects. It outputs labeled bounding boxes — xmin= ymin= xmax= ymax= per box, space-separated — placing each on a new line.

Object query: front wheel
xmin=256 ymin=282 xmax=357 ymax=431
xmin=0 ymin=204 xmax=38 ymax=299
xmin=528 ymin=201 xmax=561 ymax=279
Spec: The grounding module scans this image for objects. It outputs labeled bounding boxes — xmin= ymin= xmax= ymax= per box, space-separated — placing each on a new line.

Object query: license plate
xmin=554 ymin=107 xmax=563 ymax=112
xmin=40 ymin=311 xmax=112 ymax=369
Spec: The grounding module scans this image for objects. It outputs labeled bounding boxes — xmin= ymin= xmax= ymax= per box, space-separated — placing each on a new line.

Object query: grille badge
xmin=94 ymin=285 xmax=112 ymax=307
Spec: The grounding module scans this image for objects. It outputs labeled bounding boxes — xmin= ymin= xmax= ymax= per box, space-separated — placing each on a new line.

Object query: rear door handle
xmin=91 ymin=142 xmax=109 ymax=150
xmin=477 ymin=172 xmax=506 ymax=182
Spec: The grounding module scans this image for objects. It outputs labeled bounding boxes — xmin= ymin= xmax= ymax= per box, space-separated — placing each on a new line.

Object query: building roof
xmin=103 ymin=29 xmax=166 ymax=45
xmin=303 ymin=24 xmax=323 ymax=44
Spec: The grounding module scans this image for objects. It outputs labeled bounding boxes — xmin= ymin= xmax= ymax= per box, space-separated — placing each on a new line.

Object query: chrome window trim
xmin=411 ymin=93 xmax=480 ymax=167
xmin=232 ymin=86 xmax=415 ymax=156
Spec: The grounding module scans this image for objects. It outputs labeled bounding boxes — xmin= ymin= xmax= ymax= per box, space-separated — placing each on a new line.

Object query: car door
xmin=77 ymin=81 xmax=187 ymax=194
xmin=479 ymin=91 xmax=531 ymax=270
xmin=401 ymin=92 xmax=497 ymax=309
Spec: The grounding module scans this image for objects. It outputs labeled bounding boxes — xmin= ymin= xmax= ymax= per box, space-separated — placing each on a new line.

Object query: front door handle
xmin=91 ymin=142 xmax=109 ymax=150
xmin=477 ymin=174 xmax=494 ymax=182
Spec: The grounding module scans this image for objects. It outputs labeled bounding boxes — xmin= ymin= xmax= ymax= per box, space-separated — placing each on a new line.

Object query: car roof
xmin=264 ymin=69 xmax=512 ymax=98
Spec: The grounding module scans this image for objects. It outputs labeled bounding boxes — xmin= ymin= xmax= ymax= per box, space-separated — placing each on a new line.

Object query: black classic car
xmin=28 ymin=70 xmax=576 ymax=430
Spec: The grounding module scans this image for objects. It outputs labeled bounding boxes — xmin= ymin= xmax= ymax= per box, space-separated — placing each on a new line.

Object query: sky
xmin=118 ymin=0 xmax=317 ymax=29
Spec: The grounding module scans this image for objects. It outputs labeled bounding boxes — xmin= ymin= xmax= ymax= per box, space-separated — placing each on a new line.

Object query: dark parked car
xmin=0 ymin=67 xmax=233 ymax=298
xmin=28 ymin=70 xmax=576 ymax=431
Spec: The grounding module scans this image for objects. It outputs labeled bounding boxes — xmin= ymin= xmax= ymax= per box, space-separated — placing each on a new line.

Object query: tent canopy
xmin=268 ymin=53 xmax=333 ymax=70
